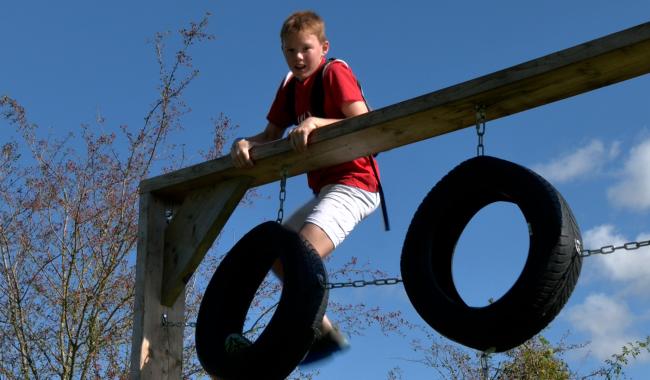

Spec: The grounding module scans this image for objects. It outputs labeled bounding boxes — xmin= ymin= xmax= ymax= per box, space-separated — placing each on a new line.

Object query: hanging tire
xmin=400 ymin=156 xmax=582 ymax=352
xmin=196 ymin=221 xmax=328 ymax=380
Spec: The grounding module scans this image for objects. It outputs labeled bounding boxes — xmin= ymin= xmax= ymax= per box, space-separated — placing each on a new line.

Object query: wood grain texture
xmin=130 ymin=194 xmax=185 ymax=379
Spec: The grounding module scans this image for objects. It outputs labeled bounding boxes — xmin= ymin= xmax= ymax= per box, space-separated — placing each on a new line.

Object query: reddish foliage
xmin=0 ymin=13 xmax=226 ymax=379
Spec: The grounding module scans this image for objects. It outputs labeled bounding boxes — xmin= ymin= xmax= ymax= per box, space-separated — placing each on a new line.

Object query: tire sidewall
xmin=196 ymin=221 xmax=328 ymax=379
xmin=401 ymin=156 xmax=582 ymax=352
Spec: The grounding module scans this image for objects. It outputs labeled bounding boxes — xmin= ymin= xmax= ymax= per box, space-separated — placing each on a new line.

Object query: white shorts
xmin=283 ymin=184 xmax=381 ymax=248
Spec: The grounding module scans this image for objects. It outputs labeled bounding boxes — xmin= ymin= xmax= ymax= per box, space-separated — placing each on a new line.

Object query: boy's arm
xmin=289 ymin=100 xmax=368 ymax=152
xmin=231 ymin=122 xmax=285 ymax=168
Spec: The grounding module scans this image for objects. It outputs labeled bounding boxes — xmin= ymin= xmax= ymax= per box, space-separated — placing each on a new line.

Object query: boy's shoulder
xmin=323 ymin=58 xmax=352 ymax=75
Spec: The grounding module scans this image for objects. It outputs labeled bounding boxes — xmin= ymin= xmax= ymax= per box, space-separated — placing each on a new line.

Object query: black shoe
xmin=300 ymin=325 xmax=350 ymax=366
xmin=224 ymin=333 xmax=252 ymax=353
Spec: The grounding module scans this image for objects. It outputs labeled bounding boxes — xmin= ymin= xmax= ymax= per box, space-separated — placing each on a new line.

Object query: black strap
xmin=309 ymin=59 xmax=328 ymax=118
xmin=369 ymin=156 xmax=390 ymax=231
xmin=283 ymin=76 xmax=297 ymax=125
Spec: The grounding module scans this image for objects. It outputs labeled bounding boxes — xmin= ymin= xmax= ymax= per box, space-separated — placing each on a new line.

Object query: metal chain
xmin=475 ymin=105 xmax=487 ymax=156
xmin=276 ymin=167 xmax=288 ymax=224
xmin=159 ymin=239 xmax=650 ymax=328
xmin=580 ymin=239 xmax=650 ymax=257
xmin=161 ymin=313 xmax=196 ymax=328
xmin=160 ymin=278 xmax=404 ymax=329
xmin=319 ymin=276 xmax=403 ymax=290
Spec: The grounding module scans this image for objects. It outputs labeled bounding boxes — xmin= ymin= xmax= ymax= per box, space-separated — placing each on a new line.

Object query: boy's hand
xmin=231 ymin=138 xmax=256 ymax=168
xmin=289 ymin=117 xmax=319 ymax=153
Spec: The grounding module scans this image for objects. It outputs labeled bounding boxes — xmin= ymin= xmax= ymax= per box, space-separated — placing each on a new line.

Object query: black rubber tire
xmin=195 ymin=221 xmax=328 ymax=380
xmin=400 ymin=156 xmax=582 ymax=352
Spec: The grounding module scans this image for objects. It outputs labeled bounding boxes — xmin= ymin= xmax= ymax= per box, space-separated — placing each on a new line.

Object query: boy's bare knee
xmin=300 ymin=223 xmax=334 ymax=258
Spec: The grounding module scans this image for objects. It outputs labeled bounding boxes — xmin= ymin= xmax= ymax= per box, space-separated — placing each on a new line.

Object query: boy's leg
xmin=297 ymin=185 xmax=380 ymax=364
xmin=298 ymin=222 xmax=335 ymax=333
xmin=272 ymin=195 xmax=321 ymax=278
xmin=209 ymin=225 xmax=333 ymax=380
xmin=271 ymin=221 xmax=334 ymax=286
xmin=299 ymin=222 xmax=334 ymax=258
xmin=297 ymin=222 xmax=345 ymax=364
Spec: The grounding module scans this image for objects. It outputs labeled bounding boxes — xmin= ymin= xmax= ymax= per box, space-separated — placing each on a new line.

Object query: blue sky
xmin=2 ymin=1 xmax=650 ymax=379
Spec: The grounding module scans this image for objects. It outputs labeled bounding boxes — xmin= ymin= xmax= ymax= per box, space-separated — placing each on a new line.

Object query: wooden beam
xmin=161 ymin=177 xmax=253 ymax=306
xmin=140 ymin=21 xmax=650 ymax=199
xmin=130 ymin=193 xmax=185 ymax=379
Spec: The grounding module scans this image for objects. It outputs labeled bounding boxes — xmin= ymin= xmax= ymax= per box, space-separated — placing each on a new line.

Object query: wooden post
xmin=130 ymin=193 xmax=185 ymax=379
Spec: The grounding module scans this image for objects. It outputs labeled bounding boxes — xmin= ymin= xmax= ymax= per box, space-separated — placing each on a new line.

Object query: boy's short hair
xmin=280 ymin=11 xmax=327 ymax=44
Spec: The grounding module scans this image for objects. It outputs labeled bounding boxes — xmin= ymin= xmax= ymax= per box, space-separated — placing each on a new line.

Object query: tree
xmin=0 ymin=14 xmax=216 ymax=379
xmin=392 ymin=329 xmax=649 ymax=380
xmin=497 ymin=335 xmax=573 ymax=379
xmin=593 ymin=336 xmax=650 ymax=380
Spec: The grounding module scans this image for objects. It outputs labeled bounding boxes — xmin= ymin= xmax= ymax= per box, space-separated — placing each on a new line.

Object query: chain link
xmin=276 ymin=166 xmax=288 ymax=224
xmin=475 ymin=105 xmax=487 ymax=156
xmin=161 ymin=313 xmax=196 ymax=328
xmin=320 ymin=276 xmax=403 ymax=290
xmin=159 ymin=239 xmax=649 ymax=329
xmin=580 ymin=239 xmax=650 ymax=257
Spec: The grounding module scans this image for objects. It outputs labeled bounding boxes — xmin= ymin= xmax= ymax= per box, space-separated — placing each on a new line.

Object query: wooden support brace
xmin=161 ymin=177 xmax=253 ymax=306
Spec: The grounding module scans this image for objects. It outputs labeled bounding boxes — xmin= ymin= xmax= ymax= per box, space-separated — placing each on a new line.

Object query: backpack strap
xmin=281 ymin=71 xmax=298 ymax=125
xmin=282 ymin=58 xmax=369 ymax=121
xmin=312 ymin=58 xmax=372 ymax=116
xmin=322 ymin=59 xmax=389 ymax=231
xmin=369 ymin=154 xmax=390 ymax=231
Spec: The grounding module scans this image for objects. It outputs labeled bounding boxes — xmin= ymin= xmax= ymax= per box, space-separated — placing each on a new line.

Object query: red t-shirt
xmin=267 ymin=59 xmax=380 ymax=193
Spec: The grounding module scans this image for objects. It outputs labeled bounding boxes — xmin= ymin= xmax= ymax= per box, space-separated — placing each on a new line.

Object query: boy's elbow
xmin=342 ymin=101 xmax=369 ymax=118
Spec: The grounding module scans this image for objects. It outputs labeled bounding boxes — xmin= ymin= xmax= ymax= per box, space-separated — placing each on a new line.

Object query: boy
xmin=231 ymin=10 xmax=381 ymax=365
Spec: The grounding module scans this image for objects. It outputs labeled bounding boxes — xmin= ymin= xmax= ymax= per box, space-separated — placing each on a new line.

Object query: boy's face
xmin=282 ymin=30 xmax=329 ymax=81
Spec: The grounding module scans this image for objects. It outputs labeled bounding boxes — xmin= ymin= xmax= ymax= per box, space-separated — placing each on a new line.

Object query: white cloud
xmin=607 ymin=139 xmax=650 ymax=210
xmin=583 ymin=225 xmax=650 ymax=296
xmin=583 ymin=224 xmax=626 ymax=250
xmin=638 ymin=232 xmax=650 ymax=242
xmin=533 ymin=139 xmax=619 ymax=183
xmin=567 ymin=294 xmax=636 ymax=360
